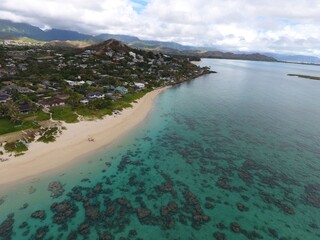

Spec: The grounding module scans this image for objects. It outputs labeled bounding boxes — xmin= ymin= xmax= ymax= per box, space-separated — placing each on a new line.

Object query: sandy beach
xmin=0 ymin=87 xmax=169 ymax=186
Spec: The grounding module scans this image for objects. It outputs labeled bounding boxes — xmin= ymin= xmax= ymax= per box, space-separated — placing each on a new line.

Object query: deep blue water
xmin=1 ymin=59 xmax=320 ymax=240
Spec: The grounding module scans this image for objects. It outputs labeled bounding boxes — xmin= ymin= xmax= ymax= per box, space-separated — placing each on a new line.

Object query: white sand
xmin=0 ymin=87 xmax=169 ymax=186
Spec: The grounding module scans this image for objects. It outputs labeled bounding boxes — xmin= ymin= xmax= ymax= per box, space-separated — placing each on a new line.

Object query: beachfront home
xmin=87 ymin=92 xmax=105 ymax=100
xmin=80 ymin=99 xmax=89 ymax=105
xmin=65 ymin=80 xmax=85 ymax=87
xmin=0 ymin=92 xmax=11 ymax=103
xmin=134 ymin=82 xmax=145 ymax=89
xmin=39 ymin=97 xmax=65 ymax=108
xmin=114 ymin=86 xmax=128 ymax=95
xmin=19 ymin=102 xmax=33 ymax=114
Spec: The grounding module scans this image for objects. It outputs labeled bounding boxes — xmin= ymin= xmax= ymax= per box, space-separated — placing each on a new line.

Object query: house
xmin=87 ymin=92 xmax=105 ymax=100
xmin=39 ymin=98 xmax=65 ymax=108
xmin=80 ymin=99 xmax=89 ymax=105
xmin=17 ymin=87 xmax=34 ymax=94
xmin=134 ymin=82 xmax=145 ymax=89
xmin=19 ymin=102 xmax=33 ymax=114
xmin=114 ymin=86 xmax=128 ymax=95
xmin=65 ymin=80 xmax=85 ymax=87
xmin=0 ymin=92 xmax=11 ymax=103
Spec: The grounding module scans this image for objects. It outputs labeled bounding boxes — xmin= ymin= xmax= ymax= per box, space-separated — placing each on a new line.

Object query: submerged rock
xmin=48 ymin=181 xmax=65 ymax=198
xmin=236 ymin=202 xmax=249 ymax=212
xmin=205 ymin=202 xmax=214 ymax=209
xmin=34 ymin=226 xmax=49 ymax=239
xmin=31 ymin=210 xmax=46 ymax=220
xmin=85 ymin=205 xmax=101 ymax=222
xmin=0 ymin=213 xmax=14 ymax=239
xmin=230 ymin=222 xmax=241 ymax=233
xmin=268 ymin=228 xmax=279 ymax=238
xmin=213 ymin=232 xmax=226 ymax=240
xmin=160 ymin=201 xmax=178 ymax=217
xmin=51 ymin=200 xmax=78 ymax=224
xmin=20 ymin=203 xmax=29 ymax=210
xmin=19 ymin=222 xmax=28 ymax=229
xmin=78 ymin=222 xmax=90 ymax=236
xmin=304 ymin=183 xmax=320 ymax=208
xmin=99 ymin=231 xmax=115 ymax=240
xmin=136 ymin=207 xmax=151 ymax=220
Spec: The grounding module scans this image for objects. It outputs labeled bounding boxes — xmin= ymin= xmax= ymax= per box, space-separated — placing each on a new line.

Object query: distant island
xmin=287 ymin=74 xmax=320 ymax=81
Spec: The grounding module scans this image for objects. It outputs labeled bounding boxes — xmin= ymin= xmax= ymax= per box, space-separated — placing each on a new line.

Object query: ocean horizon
xmin=1 ymin=59 xmax=320 ymax=240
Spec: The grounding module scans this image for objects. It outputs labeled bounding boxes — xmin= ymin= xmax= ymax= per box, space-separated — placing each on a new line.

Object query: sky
xmin=0 ymin=0 xmax=320 ymax=56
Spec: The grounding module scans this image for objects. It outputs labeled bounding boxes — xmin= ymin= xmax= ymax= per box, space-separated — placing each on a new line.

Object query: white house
xmin=134 ymin=82 xmax=145 ymax=89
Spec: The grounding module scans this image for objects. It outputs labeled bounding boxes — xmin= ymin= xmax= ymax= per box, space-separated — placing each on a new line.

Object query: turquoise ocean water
xmin=0 ymin=59 xmax=320 ymax=239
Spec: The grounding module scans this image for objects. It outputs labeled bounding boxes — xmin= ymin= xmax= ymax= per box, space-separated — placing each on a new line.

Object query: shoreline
xmin=0 ymin=86 xmax=170 ymax=187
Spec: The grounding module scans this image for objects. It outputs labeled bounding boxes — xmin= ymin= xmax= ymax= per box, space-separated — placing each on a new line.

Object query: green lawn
xmin=50 ymin=106 xmax=79 ymax=123
xmin=109 ymin=91 xmax=148 ymax=111
xmin=76 ymin=107 xmax=112 ymax=119
xmin=35 ymin=111 xmax=50 ymax=121
xmin=0 ymin=118 xmax=35 ymax=135
xmin=23 ymin=111 xmax=50 ymax=122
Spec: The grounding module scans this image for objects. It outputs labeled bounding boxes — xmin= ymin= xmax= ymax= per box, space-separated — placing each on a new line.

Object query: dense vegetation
xmin=0 ymin=39 xmax=211 ymax=158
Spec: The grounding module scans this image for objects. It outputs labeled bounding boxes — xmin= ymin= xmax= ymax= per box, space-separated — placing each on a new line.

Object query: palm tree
xmin=5 ymin=100 xmax=21 ymax=123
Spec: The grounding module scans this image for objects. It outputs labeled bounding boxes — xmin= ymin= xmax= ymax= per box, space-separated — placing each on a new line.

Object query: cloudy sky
xmin=1 ymin=0 xmax=319 ymax=56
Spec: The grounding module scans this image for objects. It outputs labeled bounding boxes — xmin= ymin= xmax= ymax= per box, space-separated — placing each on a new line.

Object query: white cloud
xmin=0 ymin=0 xmax=320 ymax=56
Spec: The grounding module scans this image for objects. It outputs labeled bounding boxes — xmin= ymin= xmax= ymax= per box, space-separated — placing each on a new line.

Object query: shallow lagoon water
xmin=1 ymin=59 xmax=320 ymax=239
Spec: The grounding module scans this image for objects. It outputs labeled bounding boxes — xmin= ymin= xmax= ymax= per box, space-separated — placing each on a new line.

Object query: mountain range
xmin=1 ymin=19 xmax=320 ymax=64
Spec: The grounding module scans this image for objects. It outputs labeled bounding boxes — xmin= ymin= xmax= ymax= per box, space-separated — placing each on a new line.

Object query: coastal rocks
xmin=48 ymin=181 xmax=65 ymax=198
xmin=51 ymin=200 xmax=78 ymax=224
xmin=31 ymin=210 xmax=46 ymax=220
xmin=0 ymin=213 xmax=14 ymax=239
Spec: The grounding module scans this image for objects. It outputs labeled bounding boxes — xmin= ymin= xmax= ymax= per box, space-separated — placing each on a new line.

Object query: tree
xmin=5 ymin=100 xmax=21 ymax=123
xmin=66 ymin=92 xmax=83 ymax=108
